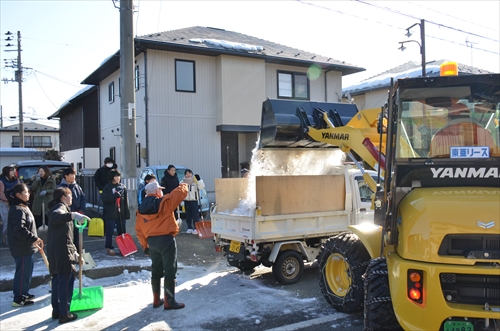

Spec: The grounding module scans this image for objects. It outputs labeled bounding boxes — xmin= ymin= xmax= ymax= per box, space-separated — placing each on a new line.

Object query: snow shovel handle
xmin=74 ymin=218 xmax=88 ymax=232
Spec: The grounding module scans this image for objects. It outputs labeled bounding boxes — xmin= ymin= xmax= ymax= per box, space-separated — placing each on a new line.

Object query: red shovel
xmin=115 ymin=197 xmax=137 ymax=257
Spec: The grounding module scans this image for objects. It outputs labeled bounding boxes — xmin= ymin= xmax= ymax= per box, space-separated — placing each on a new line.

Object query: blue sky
xmin=1 ymin=0 xmax=498 ymax=127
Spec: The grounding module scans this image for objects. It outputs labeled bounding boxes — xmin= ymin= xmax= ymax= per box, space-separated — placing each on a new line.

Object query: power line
xmin=33 ymin=72 xmax=58 ymax=109
xmin=34 ymin=70 xmax=82 ymax=88
xmin=297 ymin=0 xmax=499 ymax=55
xmin=297 ymin=0 xmax=407 ymax=32
xmin=354 ymin=0 xmax=499 ymax=43
xmin=406 ymin=1 xmax=498 ymax=32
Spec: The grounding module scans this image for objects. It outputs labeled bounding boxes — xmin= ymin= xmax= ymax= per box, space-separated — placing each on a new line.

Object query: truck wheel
xmin=363 ymin=257 xmax=402 ymax=331
xmin=318 ymin=232 xmax=370 ymax=313
xmin=272 ymin=250 xmax=304 ymax=285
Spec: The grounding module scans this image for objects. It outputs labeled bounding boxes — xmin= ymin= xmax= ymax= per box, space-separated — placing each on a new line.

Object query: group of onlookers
xmin=0 ymin=164 xmax=89 ymax=323
xmin=0 ymin=157 xmax=206 ymax=321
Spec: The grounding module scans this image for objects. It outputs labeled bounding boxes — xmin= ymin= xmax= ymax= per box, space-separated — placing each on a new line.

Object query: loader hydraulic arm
xmin=297 ymin=108 xmax=386 ymax=191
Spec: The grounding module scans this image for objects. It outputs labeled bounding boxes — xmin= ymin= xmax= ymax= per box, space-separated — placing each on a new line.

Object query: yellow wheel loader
xmin=261 ymin=65 xmax=500 ymax=330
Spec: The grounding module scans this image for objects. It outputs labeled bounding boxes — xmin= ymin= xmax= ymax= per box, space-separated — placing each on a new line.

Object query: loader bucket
xmin=259 ymin=99 xmax=359 ymax=148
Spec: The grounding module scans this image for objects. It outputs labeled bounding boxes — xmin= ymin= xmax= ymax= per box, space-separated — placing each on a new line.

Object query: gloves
xmin=144 ymin=247 xmax=150 ymax=256
xmin=39 ymin=190 xmax=47 ymax=196
xmin=71 ymin=212 xmax=90 ymax=224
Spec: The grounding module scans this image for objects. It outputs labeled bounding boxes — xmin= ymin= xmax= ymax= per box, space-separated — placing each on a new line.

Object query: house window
xmin=175 ymin=59 xmax=195 ymax=92
xmin=118 ymin=78 xmax=121 ymax=97
xmin=108 ymin=81 xmax=115 ymax=103
xmin=277 ymin=71 xmax=309 ymax=100
xmin=32 ymin=136 xmax=52 ymax=148
xmin=11 ymin=135 xmax=31 ymax=147
xmin=135 ymin=65 xmax=140 ymax=91
xmin=109 ymin=147 xmax=116 ymax=163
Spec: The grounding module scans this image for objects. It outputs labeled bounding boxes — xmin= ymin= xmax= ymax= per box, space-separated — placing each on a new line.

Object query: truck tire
xmin=272 ymin=250 xmax=304 ymax=285
xmin=363 ymin=257 xmax=402 ymax=331
xmin=318 ymin=232 xmax=370 ymax=313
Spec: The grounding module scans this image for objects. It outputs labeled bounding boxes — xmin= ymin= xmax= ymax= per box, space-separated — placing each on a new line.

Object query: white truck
xmin=211 ymin=149 xmax=380 ymax=285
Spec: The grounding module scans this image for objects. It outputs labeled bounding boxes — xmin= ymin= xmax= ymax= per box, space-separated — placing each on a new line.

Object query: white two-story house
xmin=80 ymin=26 xmax=365 ymax=200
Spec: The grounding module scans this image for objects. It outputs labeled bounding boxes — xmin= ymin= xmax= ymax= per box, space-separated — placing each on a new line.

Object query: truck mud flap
xmin=259 ymin=98 xmax=359 ymax=148
xmin=224 ymin=243 xmax=245 ymax=262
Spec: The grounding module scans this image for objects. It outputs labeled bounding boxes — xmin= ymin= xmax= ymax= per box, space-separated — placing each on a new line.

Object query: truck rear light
xmin=250 ymin=251 xmax=258 ymax=262
xmin=215 ymin=245 xmax=222 ymax=253
xmin=407 ymin=269 xmax=424 ymax=304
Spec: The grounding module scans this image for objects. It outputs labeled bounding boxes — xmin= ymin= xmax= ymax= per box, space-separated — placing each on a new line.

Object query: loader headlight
xmin=407 ymin=269 xmax=424 ymax=304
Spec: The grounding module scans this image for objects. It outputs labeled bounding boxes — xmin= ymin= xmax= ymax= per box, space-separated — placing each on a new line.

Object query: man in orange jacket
xmin=136 ymin=181 xmax=188 ymax=310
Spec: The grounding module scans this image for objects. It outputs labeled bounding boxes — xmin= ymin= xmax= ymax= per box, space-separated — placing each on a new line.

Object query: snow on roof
xmin=58 ymin=85 xmax=94 ymax=109
xmin=343 ymin=64 xmax=441 ymax=93
xmin=189 ymin=38 xmax=264 ymax=52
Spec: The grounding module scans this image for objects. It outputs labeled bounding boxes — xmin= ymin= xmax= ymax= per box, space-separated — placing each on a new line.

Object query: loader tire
xmin=272 ymin=250 xmax=304 ymax=285
xmin=363 ymin=257 xmax=403 ymax=331
xmin=318 ymin=232 xmax=370 ymax=313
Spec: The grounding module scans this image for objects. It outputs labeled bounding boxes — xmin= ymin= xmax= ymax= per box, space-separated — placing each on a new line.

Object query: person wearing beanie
xmin=101 ymin=169 xmax=130 ymax=256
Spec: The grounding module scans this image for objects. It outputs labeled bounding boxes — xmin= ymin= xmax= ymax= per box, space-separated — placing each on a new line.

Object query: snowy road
xmin=0 ymin=261 xmax=362 ymax=330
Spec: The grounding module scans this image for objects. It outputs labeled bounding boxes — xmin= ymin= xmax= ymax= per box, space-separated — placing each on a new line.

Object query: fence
xmin=76 ymin=173 xmax=100 ymax=210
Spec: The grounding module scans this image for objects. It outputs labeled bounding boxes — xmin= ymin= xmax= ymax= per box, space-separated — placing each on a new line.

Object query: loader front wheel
xmin=272 ymin=250 xmax=304 ymax=285
xmin=363 ymin=257 xmax=403 ymax=331
xmin=318 ymin=232 xmax=370 ymax=313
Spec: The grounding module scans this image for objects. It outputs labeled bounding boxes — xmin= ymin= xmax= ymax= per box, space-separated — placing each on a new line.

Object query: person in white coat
xmin=180 ymin=170 xmax=205 ymax=235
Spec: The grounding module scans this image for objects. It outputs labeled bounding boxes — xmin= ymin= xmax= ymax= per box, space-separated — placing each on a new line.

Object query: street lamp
xmin=399 ymin=19 xmax=426 ymax=77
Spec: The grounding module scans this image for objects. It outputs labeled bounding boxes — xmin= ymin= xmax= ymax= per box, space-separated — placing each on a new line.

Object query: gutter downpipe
xmin=143 ymin=50 xmax=149 ymax=167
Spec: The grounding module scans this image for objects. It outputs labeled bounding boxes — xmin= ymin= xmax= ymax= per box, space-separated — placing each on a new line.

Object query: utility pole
xmin=119 ymin=0 xmax=137 ymax=206
xmin=3 ymin=31 xmax=25 ymax=147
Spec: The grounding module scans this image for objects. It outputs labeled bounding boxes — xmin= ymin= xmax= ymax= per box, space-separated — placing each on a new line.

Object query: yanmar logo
xmin=321 ymin=132 xmax=349 ymax=140
xmin=431 ymin=167 xmax=499 ymax=178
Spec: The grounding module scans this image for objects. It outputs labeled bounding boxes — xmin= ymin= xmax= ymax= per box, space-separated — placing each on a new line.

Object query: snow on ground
xmin=0 ymin=261 xmax=346 ymax=331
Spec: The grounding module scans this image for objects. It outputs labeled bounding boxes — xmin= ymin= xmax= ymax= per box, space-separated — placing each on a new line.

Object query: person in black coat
xmin=101 ymin=169 xmax=130 ymax=256
xmin=160 ymin=165 xmax=179 ymax=194
xmin=46 ymin=187 xmax=90 ymax=324
xmin=7 ymin=183 xmax=43 ymax=307
xmin=93 ymin=157 xmax=117 ymax=193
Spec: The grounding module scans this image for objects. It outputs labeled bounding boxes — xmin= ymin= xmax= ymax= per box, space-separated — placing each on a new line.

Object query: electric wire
xmin=354 ymin=0 xmax=499 ymax=43
xmin=406 ymin=1 xmax=498 ymax=32
xmin=33 ymin=71 xmax=58 ymax=109
xmin=34 ymin=70 xmax=82 ymax=88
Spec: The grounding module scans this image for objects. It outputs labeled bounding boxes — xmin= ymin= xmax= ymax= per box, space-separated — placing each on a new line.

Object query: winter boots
xmin=152 ymin=278 xmax=164 ymax=308
xmin=163 ymin=280 xmax=185 ymax=310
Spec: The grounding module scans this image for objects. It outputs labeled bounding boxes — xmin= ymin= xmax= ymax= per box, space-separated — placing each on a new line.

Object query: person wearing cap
xmin=136 ymin=181 xmax=188 ymax=310
xmin=93 ymin=157 xmax=117 ymax=194
xmin=101 ymin=169 xmax=130 ymax=256
xmin=138 ymin=174 xmax=156 ymax=207
xmin=240 ymin=168 xmax=250 ymax=178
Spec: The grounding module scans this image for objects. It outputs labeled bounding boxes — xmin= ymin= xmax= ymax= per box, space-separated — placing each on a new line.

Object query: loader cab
xmin=381 ymin=73 xmax=500 ymax=244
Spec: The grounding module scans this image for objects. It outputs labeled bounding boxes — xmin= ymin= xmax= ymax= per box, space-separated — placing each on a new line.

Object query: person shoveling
xmin=46 ymin=187 xmax=91 ymax=324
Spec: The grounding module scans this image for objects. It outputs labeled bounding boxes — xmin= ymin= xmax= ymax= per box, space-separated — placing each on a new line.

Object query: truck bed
xmin=212 ymin=174 xmax=351 ymax=243
xmin=211 ymin=209 xmax=351 ymax=243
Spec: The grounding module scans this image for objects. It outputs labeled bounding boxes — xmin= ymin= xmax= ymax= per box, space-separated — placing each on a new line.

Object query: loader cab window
xmin=277 ymin=71 xmax=309 ymax=100
xmin=395 ymin=86 xmax=500 ymax=159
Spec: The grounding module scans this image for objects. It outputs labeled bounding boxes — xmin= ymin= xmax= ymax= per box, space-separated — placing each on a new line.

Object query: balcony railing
xmin=11 ymin=142 xmax=53 ymax=148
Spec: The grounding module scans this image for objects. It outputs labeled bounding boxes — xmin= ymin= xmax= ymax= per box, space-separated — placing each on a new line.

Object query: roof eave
xmin=83 ymin=39 xmax=364 ymax=85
